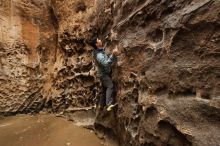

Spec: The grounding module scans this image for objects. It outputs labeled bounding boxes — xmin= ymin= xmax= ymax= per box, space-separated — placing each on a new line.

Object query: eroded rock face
xmin=1 ymin=0 xmax=220 ymax=146
xmin=50 ymin=0 xmax=99 ymax=112
xmin=93 ymin=0 xmax=220 ymax=146
xmin=0 ymin=0 xmax=98 ymax=114
xmin=0 ymin=0 xmax=59 ymax=114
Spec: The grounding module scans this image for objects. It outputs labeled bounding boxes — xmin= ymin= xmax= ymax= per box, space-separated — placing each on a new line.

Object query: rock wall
xmin=1 ymin=0 xmax=220 ymax=146
xmin=0 ymin=0 xmax=98 ymax=114
xmin=50 ymin=0 xmax=98 ymax=112
xmin=0 ymin=0 xmax=59 ymax=114
xmin=93 ymin=0 xmax=220 ymax=146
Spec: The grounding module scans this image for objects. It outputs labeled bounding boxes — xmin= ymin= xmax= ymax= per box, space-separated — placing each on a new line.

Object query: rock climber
xmin=90 ymin=37 xmax=120 ymax=111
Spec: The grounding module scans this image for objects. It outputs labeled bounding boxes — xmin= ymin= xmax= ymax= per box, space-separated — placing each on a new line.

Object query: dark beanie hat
xmin=90 ymin=37 xmax=98 ymax=49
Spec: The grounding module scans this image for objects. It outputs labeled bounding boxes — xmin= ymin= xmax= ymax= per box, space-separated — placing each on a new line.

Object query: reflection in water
xmin=0 ymin=114 xmax=116 ymax=146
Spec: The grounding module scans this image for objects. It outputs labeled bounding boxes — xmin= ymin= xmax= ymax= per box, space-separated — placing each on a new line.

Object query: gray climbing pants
xmin=99 ymin=75 xmax=115 ymax=107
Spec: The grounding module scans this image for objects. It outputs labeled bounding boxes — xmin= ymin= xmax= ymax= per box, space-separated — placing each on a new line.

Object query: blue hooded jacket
xmin=92 ymin=48 xmax=116 ymax=77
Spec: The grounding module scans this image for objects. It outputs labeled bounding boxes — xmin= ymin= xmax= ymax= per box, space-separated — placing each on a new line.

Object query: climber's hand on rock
xmin=112 ymin=48 xmax=120 ymax=56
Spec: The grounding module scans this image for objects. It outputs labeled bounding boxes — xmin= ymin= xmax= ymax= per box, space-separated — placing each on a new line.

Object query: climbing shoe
xmin=106 ymin=103 xmax=117 ymax=112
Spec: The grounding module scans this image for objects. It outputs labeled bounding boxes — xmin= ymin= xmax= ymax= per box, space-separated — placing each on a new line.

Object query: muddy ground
xmin=0 ymin=114 xmax=118 ymax=146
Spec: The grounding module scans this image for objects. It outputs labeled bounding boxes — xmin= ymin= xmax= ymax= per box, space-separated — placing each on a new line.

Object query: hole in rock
xmin=169 ymin=88 xmax=196 ymax=97
xmin=75 ymin=0 xmax=87 ymax=13
xmin=158 ymin=120 xmax=192 ymax=146
xmin=148 ymin=29 xmax=163 ymax=42
xmin=145 ymin=106 xmax=158 ymax=117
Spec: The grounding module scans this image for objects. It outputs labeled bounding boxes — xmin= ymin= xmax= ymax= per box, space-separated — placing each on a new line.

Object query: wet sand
xmin=0 ymin=114 xmax=115 ymax=146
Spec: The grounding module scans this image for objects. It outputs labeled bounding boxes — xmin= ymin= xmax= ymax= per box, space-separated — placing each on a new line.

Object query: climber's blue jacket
xmin=92 ymin=48 xmax=116 ymax=77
